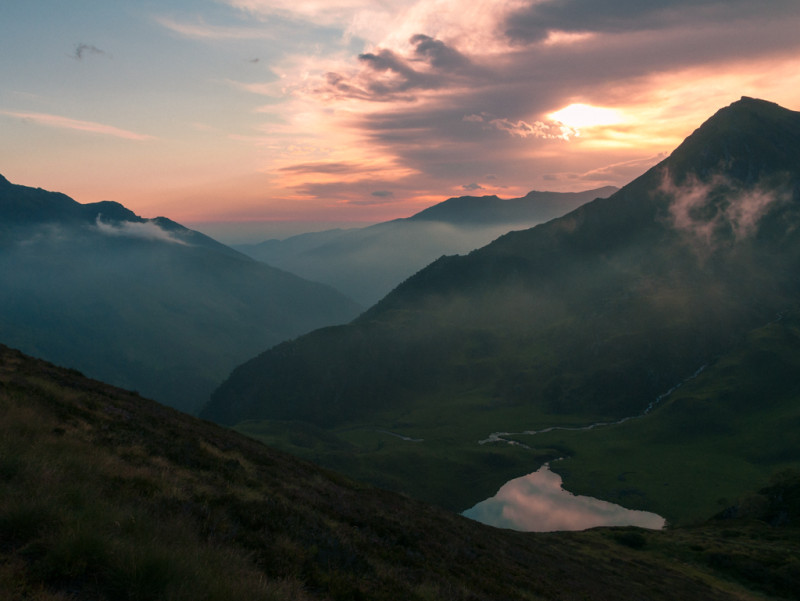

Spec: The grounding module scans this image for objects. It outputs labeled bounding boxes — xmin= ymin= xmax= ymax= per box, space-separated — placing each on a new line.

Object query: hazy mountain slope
xmin=206 ymin=97 xmax=800 ymax=424
xmin=202 ymin=97 xmax=800 ymax=516
xmin=0 ymin=176 xmax=361 ymax=413
xmin=2 ymin=342 xmax=797 ymax=601
xmin=235 ymin=187 xmax=615 ymax=305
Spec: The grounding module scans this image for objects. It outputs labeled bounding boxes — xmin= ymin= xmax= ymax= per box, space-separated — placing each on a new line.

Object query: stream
xmin=478 ymin=364 xmax=706 ymax=447
xmin=465 ymin=365 xmax=707 ymax=531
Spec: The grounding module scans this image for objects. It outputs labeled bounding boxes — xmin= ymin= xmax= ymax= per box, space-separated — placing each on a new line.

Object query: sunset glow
xmin=1 ymin=1 xmax=800 ymax=241
xmin=549 ymin=104 xmax=623 ymax=129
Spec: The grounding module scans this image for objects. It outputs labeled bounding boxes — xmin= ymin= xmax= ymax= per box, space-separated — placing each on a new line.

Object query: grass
xmin=3 ymin=342 xmax=800 ymax=600
xmin=235 ymin=309 xmax=800 ymax=528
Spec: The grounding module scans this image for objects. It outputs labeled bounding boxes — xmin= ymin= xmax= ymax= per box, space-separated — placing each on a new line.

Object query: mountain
xmin=202 ymin=97 xmax=800 ymax=519
xmin=234 ymin=187 xmax=616 ymax=305
xmin=0 ymin=176 xmax=361 ymax=413
xmin=3 ymin=342 xmax=799 ymax=601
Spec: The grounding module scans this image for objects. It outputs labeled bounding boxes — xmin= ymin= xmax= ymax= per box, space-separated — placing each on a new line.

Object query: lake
xmin=462 ymin=464 xmax=666 ymax=531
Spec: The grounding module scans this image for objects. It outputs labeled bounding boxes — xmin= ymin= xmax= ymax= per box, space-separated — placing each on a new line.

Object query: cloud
xmin=73 ymin=43 xmax=108 ymax=60
xmin=311 ymin=34 xmax=478 ymax=103
xmin=578 ymin=154 xmax=668 ymax=181
xmin=0 ymin=110 xmax=154 ymax=141
xmin=221 ymin=0 xmax=411 ymax=30
xmin=502 ymin=0 xmax=799 ymax=44
xmin=463 ymin=112 xmax=578 ymax=140
xmin=155 ymin=15 xmax=273 ymax=40
xmin=95 ymin=216 xmax=188 ymax=245
xmin=660 ymin=172 xmax=792 ymax=245
xmin=279 ymin=161 xmax=361 ymax=175
xmin=408 ymin=34 xmax=470 ymax=69
xmin=462 ymin=183 xmax=483 ymax=191
xmin=200 ymin=0 xmax=800 ymax=218
xmin=371 ymin=190 xmax=394 ymax=197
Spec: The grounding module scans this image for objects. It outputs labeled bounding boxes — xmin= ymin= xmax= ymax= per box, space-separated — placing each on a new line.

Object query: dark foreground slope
xmin=203 ymin=98 xmax=800 ymax=517
xmin=235 ymin=187 xmax=615 ymax=305
xmin=0 ymin=175 xmax=361 ymax=413
xmin=2 ymin=343 xmax=799 ymax=601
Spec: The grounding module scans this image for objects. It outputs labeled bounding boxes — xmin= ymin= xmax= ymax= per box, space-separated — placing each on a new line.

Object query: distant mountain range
xmin=234 ymin=187 xmax=617 ymax=305
xmin=203 ymin=97 xmax=800 ymax=519
xmin=0 ymin=175 xmax=361 ymax=413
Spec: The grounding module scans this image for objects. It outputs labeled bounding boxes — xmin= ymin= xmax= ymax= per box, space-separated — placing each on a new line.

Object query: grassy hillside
xmin=2 ymin=343 xmax=799 ymax=600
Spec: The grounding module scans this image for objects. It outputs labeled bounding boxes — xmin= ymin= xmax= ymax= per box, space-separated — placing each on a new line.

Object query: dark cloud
xmin=279 ymin=162 xmax=360 ymax=175
xmin=317 ymin=35 xmax=478 ymax=102
xmin=409 ymin=34 xmax=470 ymax=70
xmin=345 ymin=197 xmax=398 ymax=206
xmin=503 ymin=0 xmax=798 ymax=43
xmin=73 ymin=43 xmax=107 ymax=60
xmin=462 ymin=183 xmax=484 ymax=191
xmin=371 ymin=190 xmax=394 ymax=198
xmin=289 ymin=2 xmax=800 ymax=206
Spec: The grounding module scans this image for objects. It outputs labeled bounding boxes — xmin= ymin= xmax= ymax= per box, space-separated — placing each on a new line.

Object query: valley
xmin=206 ymin=98 xmax=800 ymax=529
xmin=5 ymin=2 xmax=800 ymax=598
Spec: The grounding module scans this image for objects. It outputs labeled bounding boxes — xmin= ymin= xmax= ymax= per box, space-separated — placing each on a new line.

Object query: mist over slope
xmin=0 ymin=176 xmax=361 ymax=413
xmin=235 ymin=187 xmax=616 ymax=305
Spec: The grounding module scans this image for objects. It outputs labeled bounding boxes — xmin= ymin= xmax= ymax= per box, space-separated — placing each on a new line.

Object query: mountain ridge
xmin=202 ymin=97 xmax=800 ymax=518
xmin=234 ymin=186 xmax=617 ymax=305
xmin=0 ymin=176 xmax=361 ymax=412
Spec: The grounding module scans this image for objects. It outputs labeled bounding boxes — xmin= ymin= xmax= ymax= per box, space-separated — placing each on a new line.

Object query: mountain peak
xmin=84 ymin=200 xmax=142 ymax=223
xmin=665 ymin=96 xmax=800 ymax=184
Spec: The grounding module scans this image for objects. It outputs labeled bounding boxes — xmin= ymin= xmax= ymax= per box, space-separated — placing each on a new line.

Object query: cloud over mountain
xmin=94 ymin=216 xmax=189 ymax=245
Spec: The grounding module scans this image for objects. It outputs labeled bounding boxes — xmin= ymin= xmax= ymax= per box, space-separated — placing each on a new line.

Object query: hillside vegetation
xmin=2 ymin=343 xmax=799 ymax=600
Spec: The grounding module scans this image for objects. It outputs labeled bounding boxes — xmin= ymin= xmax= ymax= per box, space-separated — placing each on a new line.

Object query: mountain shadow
xmin=0 ymin=176 xmax=361 ymax=413
xmin=234 ymin=187 xmax=616 ymax=305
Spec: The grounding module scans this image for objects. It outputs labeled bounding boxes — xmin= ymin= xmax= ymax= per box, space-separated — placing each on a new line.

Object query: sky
xmin=2 ymin=1 xmax=800 ymax=241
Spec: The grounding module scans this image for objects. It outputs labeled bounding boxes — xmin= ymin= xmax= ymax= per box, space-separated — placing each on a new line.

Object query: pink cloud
xmin=0 ymin=110 xmax=154 ymax=141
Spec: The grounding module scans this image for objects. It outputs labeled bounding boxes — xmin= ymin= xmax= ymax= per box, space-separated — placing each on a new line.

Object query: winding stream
xmin=478 ymin=364 xmax=706 ymax=446
xmin=465 ymin=366 xmax=707 ymax=531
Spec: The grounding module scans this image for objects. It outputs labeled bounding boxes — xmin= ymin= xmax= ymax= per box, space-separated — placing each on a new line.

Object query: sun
xmin=548 ymin=103 xmax=623 ymax=128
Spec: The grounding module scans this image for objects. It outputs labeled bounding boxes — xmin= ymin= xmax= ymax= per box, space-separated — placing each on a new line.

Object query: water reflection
xmin=462 ymin=465 xmax=665 ymax=532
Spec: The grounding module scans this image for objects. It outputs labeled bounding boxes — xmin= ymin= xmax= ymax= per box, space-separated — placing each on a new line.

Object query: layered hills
xmin=203 ymin=97 xmax=800 ymax=521
xmin=2 ymin=343 xmax=799 ymax=600
xmin=234 ymin=187 xmax=616 ymax=305
xmin=0 ymin=176 xmax=361 ymax=413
